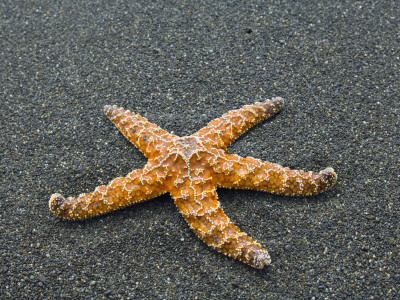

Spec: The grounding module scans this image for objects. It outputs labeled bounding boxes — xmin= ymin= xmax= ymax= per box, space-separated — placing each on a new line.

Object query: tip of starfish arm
xmin=251 ymin=250 xmax=272 ymax=269
xmin=103 ymin=104 xmax=118 ymax=114
xmin=258 ymin=97 xmax=284 ymax=115
xmin=49 ymin=193 xmax=66 ymax=211
xmin=269 ymin=97 xmax=285 ymax=109
xmin=270 ymin=96 xmax=284 ymax=105
xmin=319 ymin=167 xmax=338 ymax=188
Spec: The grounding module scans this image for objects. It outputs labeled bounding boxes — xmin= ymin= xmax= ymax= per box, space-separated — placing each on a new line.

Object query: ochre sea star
xmin=50 ymin=98 xmax=337 ymax=268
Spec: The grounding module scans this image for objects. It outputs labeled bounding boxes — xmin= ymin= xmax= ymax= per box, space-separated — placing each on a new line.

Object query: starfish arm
xmin=215 ymin=155 xmax=337 ymax=196
xmin=171 ymin=187 xmax=271 ymax=269
xmin=49 ymin=166 xmax=168 ymax=220
xmin=194 ymin=97 xmax=284 ymax=149
xmin=104 ymin=105 xmax=178 ymax=159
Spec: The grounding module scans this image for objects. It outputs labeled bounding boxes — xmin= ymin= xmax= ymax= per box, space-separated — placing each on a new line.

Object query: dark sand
xmin=1 ymin=1 xmax=399 ymax=299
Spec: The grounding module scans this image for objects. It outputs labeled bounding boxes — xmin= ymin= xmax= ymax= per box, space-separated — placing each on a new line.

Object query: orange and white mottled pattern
xmin=50 ymin=97 xmax=337 ymax=268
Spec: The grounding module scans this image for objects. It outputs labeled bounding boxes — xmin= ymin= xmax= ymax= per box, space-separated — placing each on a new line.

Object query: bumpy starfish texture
xmin=50 ymin=97 xmax=337 ymax=268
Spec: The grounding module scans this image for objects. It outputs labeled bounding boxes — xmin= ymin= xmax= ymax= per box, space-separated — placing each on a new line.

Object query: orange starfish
xmin=50 ymin=98 xmax=337 ymax=268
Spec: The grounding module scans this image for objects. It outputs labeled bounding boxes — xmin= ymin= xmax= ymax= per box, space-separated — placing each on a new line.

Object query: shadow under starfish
xmin=50 ymin=97 xmax=337 ymax=269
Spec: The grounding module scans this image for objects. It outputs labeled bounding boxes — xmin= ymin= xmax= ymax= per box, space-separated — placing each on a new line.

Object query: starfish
xmin=50 ymin=97 xmax=337 ymax=269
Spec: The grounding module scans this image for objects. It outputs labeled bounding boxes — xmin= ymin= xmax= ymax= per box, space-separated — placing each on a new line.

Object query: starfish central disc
xmin=172 ymin=136 xmax=206 ymax=158
xmin=49 ymin=97 xmax=337 ymax=269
